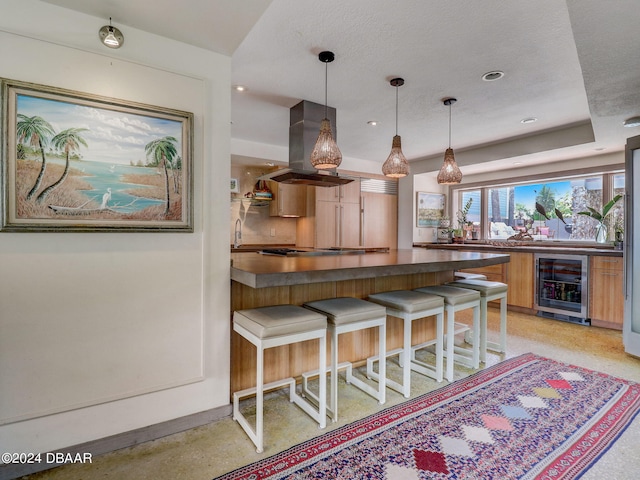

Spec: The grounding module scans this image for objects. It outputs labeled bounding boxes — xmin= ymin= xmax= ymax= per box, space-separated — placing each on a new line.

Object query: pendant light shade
xmin=310 ymin=51 xmax=342 ymax=170
xmin=382 ymin=78 xmax=410 ymax=178
xmin=437 ymin=97 xmax=462 ymax=184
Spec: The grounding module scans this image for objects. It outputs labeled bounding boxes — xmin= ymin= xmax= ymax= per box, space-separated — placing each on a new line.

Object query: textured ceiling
xmin=40 ymin=0 xmax=640 ymax=175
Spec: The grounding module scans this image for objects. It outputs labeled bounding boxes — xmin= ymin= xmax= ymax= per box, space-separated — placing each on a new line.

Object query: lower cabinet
xmin=589 ymin=256 xmax=624 ymax=330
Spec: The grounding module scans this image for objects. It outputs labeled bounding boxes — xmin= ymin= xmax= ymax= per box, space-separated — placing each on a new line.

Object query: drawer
xmin=592 ymin=256 xmax=623 ymax=270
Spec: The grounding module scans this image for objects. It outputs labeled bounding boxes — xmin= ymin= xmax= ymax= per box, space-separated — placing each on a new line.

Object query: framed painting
xmin=1 ymin=78 xmax=193 ymax=232
xmin=230 ymin=178 xmax=239 ymax=193
xmin=416 ymin=192 xmax=445 ymax=227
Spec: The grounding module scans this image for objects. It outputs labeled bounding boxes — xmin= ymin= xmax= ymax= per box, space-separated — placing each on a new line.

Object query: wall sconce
xmin=99 ymin=18 xmax=124 ymax=49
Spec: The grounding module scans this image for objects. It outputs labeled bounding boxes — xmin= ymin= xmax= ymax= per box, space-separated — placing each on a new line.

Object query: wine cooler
xmin=535 ymin=253 xmax=589 ymax=325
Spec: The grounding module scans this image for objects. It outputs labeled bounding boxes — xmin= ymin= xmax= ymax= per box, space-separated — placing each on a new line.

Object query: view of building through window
xmin=456 ymin=172 xmax=624 ymax=242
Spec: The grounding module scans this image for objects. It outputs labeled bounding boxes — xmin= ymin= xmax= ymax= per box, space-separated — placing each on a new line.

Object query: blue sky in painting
xmin=17 ymin=94 xmax=182 ymax=165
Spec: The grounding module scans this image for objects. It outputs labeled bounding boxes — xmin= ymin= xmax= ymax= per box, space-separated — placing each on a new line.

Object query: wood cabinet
xmin=506 ymin=252 xmax=534 ymax=309
xmin=315 ymin=200 xmax=361 ymax=248
xmin=315 ymin=179 xmax=361 ymax=204
xmin=589 ymin=255 xmax=624 ymax=330
xmin=297 ymin=178 xmax=362 ymax=248
xmin=269 ymin=182 xmax=307 ymax=217
xmin=460 ymin=251 xmax=534 ymax=310
xmin=361 ymin=192 xmax=397 ymax=249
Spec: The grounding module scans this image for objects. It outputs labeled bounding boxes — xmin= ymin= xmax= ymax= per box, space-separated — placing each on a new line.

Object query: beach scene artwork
xmin=416 ymin=192 xmax=445 ymax=227
xmin=2 ymin=79 xmax=192 ymax=231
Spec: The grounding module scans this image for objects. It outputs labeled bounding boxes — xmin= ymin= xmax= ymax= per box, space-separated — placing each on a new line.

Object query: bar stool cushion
xmin=414 ymin=285 xmax=480 ymax=305
xmin=304 ymin=297 xmax=386 ymax=326
xmin=448 ymin=279 xmax=508 ymax=295
xmin=234 ymin=305 xmax=327 ymax=339
xmin=367 ymin=290 xmax=444 ymax=313
xmin=454 ymin=272 xmax=487 ymax=280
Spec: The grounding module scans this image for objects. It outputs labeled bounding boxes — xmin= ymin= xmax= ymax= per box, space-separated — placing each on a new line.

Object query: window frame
xmin=448 ymin=165 xmax=624 ymax=243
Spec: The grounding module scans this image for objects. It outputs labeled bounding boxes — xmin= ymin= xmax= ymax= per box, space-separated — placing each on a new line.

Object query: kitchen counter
xmin=230 ymin=248 xmax=510 ymax=393
xmin=231 ymin=248 xmax=511 ymax=288
xmin=416 ymin=242 xmax=623 ymax=257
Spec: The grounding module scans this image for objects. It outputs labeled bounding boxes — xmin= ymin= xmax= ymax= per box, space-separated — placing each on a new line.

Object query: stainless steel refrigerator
xmin=624 ymin=134 xmax=640 ymax=356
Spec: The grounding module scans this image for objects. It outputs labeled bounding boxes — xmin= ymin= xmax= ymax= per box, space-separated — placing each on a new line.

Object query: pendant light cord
xmin=448 ymin=102 xmax=452 ymax=149
xmin=324 ymin=61 xmax=328 ymax=119
xmin=395 ymin=86 xmax=399 ymax=136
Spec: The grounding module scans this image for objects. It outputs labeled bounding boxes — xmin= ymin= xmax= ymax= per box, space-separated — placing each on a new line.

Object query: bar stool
xmin=302 ymin=297 xmax=387 ymax=422
xmin=448 ymin=278 xmax=508 ymax=362
xmin=232 ymin=305 xmax=327 ymax=453
xmin=414 ymin=285 xmax=481 ymax=381
xmin=366 ymin=290 xmax=445 ymax=398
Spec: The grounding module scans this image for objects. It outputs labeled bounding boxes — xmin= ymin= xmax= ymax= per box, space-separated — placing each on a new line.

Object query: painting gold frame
xmin=1 ymin=78 xmax=193 ymax=232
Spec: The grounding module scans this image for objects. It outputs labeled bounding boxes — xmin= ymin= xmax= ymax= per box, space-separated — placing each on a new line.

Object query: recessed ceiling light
xmin=514 ymin=161 xmax=523 ymax=165
xmin=482 ymin=71 xmax=504 ymax=81
xmin=265 ymin=162 xmax=274 ymax=167
xmin=521 ymin=117 xmax=537 ymax=124
xmin=623 ymin=116 xmax=640 ymax=127
xmin=367 ymin=121 xmax=378 ymax=126
xmin=233 ymin=85 xmax=248 ymax=92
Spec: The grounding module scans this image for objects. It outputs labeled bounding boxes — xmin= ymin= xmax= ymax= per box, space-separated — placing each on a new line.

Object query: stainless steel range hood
xmin=260 ymin=100 xmax=353 ymax=187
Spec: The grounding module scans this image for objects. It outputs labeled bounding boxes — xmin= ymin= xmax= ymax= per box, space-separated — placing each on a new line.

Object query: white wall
xmin=0 ymin=0 xmax=231 ymax=454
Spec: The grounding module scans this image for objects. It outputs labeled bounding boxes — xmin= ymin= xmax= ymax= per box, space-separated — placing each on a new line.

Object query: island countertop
xmin=231 ymin=248 xmax=510 ymax=288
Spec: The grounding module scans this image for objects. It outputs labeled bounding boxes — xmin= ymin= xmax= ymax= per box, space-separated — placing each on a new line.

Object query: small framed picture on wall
xmin=416 ymin=192 xmax=445 ymax=227
xmin=230 ymin=178 xmax=239 ymax=193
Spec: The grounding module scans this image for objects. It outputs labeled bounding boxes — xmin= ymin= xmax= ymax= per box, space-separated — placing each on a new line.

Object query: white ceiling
xmin=41 ymin=0 xmax=640 ymax=176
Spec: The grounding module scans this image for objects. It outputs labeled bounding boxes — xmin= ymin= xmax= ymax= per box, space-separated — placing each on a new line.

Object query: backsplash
xmin=230 ymin=165 xmax=297 ymax=246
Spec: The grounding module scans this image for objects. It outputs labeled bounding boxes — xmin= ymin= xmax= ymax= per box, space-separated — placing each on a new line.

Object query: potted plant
xmin=577 ymin=194 xmax=622 ymax=243
xmin=614 ymin=217 xmax=624 ymax=250
xmin=455 ymin=198 xmax=473 ymax=242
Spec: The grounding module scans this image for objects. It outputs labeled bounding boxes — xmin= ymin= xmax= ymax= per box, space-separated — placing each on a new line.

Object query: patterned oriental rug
xmin=215 ymin=353 xmax=640 ymax=480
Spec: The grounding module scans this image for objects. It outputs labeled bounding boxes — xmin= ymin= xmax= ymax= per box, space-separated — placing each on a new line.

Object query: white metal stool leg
xmin=232 ymin=306 xmax=327 ymax=453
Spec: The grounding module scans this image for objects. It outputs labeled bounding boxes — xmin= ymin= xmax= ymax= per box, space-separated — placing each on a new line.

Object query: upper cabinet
xmin=315 ymin=179 xmax=361 ymax=204
xmin=269 ymin=182 xmax=307 ymax=217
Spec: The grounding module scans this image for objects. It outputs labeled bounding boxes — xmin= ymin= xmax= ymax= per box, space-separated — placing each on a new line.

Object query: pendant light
xmin=310 ymin=51 xmax=342 ymax=170
xmin=437 ymin=97 xmax=462 ymax=184
xmin=382 ymin=78 xmax=410 ymax=178
xmin=99 ymin=18 xmax=124 ymax=49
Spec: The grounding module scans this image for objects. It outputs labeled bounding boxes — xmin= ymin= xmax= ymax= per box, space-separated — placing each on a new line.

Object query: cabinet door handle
xmin=601 ymin=272 xmax=620 ymax=277
xmin=335 ymin=205 xmax=340 ymax=246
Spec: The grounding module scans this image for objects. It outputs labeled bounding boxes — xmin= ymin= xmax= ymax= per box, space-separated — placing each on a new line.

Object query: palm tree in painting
xmin=16 ymin=114 xmax=56 ymax=199
xmin=36 ymin=128 xmax=88 ymax=204
xmin=145 ymin=136 xmax=178 ymax=215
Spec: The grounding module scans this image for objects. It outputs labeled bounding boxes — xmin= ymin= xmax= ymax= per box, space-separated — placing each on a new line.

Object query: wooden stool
xmin=302 ymin=297 xmax=387 ymax=422
xmin=414 ymin=285 xmax=481 ymax=381
xmin=448 ymin=279 xmax=508 ymax=362
xmin=366 ymin=290 xmax=445 ymax=398
xmin=232 ymin=305 xmax=327 ymax=453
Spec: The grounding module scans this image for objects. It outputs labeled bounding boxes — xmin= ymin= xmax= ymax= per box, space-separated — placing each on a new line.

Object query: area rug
xmin=215 ymin=353 xmax=640 ymax=480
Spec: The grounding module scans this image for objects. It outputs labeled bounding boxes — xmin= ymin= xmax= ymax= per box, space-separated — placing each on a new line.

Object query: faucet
xmin=234 ymin=218 xmax=242 ymax=249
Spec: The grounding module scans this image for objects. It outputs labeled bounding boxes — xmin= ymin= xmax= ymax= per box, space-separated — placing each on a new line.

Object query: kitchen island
xmin=230 ymin=248 xmax=510 ymax=393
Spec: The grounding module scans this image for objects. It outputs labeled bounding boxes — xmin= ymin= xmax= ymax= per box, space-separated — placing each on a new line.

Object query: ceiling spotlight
xmin=623 ymin=116 xmax=640 ymax=128
xmin=521 ymin=117 xmax=537 ymax=124
xmin=482 ymin=71 xmax=504 ymax=82
xmin=367 ymin=121 xmax=379 ymax=126
xmin=233 ymin=85 xmax=248 ymax=92
xmin=99 ymin=18 xmax=124 ymax=49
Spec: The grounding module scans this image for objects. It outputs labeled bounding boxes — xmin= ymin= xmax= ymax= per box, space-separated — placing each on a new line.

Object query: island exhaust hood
xmin=260 ymin=100 xmax=354 ymax=187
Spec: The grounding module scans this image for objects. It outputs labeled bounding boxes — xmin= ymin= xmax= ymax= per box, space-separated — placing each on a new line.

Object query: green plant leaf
xmin=602 ymin=194 xmax=622 ymax=218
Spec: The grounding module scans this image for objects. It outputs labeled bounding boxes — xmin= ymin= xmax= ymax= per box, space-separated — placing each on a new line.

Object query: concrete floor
xmin=20 ymin=310 xmax=640 ymax=480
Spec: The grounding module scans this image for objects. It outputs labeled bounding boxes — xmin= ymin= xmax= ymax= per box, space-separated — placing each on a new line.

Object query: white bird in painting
xmin=101 ymin=188 xmax=112 ymax=209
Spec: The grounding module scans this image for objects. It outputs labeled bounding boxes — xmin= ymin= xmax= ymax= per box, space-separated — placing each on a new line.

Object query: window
xmin=453 ymin=170 xmax=623 ymax=242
